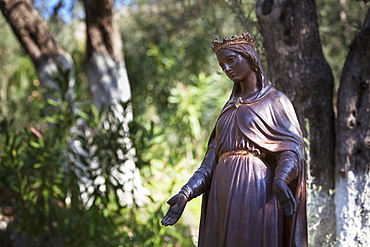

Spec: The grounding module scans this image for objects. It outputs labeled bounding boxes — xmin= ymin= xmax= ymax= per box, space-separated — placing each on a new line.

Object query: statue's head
xmin=211 ymin=32 xmax=267 ymax=96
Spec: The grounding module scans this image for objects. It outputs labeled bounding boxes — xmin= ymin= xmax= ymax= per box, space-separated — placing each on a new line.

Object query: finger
xmin=161 ymin=216 xmax=173 ymax=226
xmin=286 ymin=190 xmax=297 ymax=212
xmin=162 ymin=220 xmax=172 ymax=226
xmin=162 ymin=219 xmax=172 ymax=226
xmin=283 ymin=202 xmax=293 ymax=216
xmin=286 ymin=187 xmax=294 ymax=200
xmin=161 ymin=218 xmax=168 ymax=226
xmin=274 ymin=188 xmax=289 ymax=203
xmin=162 ymin=210 xmax=180 ymax=226
xmin=162 ymin=216 xmax=177 ymax=226
xmin=283 ymin=197 xmax=297 ymax=216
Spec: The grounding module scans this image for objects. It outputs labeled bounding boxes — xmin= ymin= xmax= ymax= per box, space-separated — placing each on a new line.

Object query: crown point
xmin=211 ymin=31 xmax=255 ymax=53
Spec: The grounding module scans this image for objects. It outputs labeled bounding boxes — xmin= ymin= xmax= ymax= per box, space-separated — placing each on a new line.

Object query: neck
xmin=238 ymin=73 xmax=259 ymax=97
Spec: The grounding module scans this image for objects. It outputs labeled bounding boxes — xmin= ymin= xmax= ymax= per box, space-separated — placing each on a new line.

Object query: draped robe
xmin=181 ymin=85 xmax=307 ymax=247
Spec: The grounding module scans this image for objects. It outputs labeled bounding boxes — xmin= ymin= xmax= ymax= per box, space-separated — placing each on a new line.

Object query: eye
xmin=227 ymin=56 xmax=235 ymax=63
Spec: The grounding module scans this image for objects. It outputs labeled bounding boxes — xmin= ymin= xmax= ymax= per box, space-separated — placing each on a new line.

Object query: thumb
xmin=167 ymin=194 xmax=180 ymax=205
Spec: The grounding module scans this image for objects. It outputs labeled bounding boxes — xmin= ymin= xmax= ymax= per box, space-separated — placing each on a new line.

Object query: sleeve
xmin=179 ymin=137 xmax=217 ymax=201
xmin=274 ymin=150 xmax=299 ymax=185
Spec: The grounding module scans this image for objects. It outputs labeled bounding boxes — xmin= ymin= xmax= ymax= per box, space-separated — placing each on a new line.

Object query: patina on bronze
xmin=161 ymin=32 xmax=308 ymax=247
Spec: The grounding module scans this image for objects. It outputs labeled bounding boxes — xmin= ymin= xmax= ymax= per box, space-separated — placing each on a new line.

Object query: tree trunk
xmin=335 ymin=8 xmax=370 ymax=246
xmin=0 ymin=0 xmax=147 ymax=207
xmin=256 ymin=0 xmax=336 ymax=244
xmin=83 ymin=0 xmax=131 ymax=110
xmin=83 ymin=0 xmax=148 ymax=207
xmin=0 ymin=0 xmax=74 ymax=96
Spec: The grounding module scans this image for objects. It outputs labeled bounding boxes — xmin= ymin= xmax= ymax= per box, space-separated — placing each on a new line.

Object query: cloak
xmin=189 ymin=85 xmax=307 ymax=247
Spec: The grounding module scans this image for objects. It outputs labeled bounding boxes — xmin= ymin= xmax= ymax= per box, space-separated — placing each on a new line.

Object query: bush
xmin=0 ymin=71 xmax=194 ymax=246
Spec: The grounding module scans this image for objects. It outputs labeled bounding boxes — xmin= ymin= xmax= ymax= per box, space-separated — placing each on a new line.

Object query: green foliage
xmin=0 ymin=71 xmax=114 ymax=245
xmin=119 ymin=202 xmax=195 ymax=246
xmin=121 ymin=0 xmax=239 ymax=167
xmin=307 ymin=178 xmax=337 ymax=247
xmin=317 ymin=0 xmax=369 ymax=88
xmin=0 ymin=14 xmax=39 ymax=123
xmin=2 ymin=0 xmax=369 ymax=246
xmin=0 ymin=68 xmax=194 ymax=246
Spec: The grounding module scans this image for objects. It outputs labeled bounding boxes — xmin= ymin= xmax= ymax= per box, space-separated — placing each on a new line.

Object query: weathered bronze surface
xmin=161 ymin=32 xmax=307 ymax=247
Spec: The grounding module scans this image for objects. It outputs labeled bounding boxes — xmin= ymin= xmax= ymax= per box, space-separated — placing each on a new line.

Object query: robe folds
xmin=181 ymin=85 xmax=307 ymax=247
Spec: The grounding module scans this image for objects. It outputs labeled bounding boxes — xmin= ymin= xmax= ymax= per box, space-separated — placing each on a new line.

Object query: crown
xmin=211 ymin=31 xmax=255 ymax=53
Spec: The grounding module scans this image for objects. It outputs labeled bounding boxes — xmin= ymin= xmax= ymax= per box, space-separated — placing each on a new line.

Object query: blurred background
xmin=0 ymin=0 xmax=369 ymax=246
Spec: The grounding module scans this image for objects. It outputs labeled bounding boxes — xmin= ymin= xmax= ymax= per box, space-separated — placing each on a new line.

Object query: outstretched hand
xmin=161 ymin=193 xmax=188 ymax=226
xmin=273 ymin=180 xmax=297 ymax=216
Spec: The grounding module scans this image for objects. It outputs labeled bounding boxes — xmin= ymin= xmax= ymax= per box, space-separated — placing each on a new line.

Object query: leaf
xmin=44 ymin=116 xmax=60 ymax=124
xmin=30 ymin=141 xmax=41 ymax=149
xmin=78 ymin=111 xmax=90 ymax=121
xmin=46 ymin=98 xmax=60 ymax=107
xmin=52 ymin=185 xmax=65 ymax=198
xmin=33 ymin=163 xmax=42 ymax=169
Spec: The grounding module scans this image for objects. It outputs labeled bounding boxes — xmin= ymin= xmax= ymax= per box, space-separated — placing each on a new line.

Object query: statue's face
xmin=216 ymin=49 xmax=253 ymax=83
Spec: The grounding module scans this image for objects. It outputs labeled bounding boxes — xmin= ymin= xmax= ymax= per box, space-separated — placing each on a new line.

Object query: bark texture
xmin=83 ymin=0 xmax=131 ymax=109
xmin=0 ymin=0 xmax=146 ymax=207
xmin=256 ymin=0 xmax=336 ymax=244
xmin=83 ymin=0 xmax=148 ymax=207
xmin=335 ymin=9 xmax=370 ymax=246
xmin=0 ymin=0 xmax=74 ymax=94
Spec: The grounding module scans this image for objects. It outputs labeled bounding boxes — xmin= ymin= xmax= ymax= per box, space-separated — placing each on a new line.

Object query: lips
xmin=227 ymin=72 xmax=235 ymax=78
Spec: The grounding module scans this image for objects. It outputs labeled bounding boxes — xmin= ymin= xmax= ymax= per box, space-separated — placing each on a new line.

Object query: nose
xmin=224 ymin=64 xmax=232 ymax=72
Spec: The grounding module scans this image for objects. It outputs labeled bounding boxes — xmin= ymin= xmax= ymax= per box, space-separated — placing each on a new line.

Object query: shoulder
xmin=268 ymin=87 xmax=291 ymax=101
xmin=259 ymin=87 xmax=293 ymax=107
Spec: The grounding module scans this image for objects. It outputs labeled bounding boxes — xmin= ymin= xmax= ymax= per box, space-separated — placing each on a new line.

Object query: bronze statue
xmin=161 ymin=32 xmax=307 ymax=247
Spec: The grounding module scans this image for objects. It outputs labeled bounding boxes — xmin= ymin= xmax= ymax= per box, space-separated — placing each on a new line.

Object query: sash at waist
xmin=219 ymin=149 xmax=265 ymax=161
